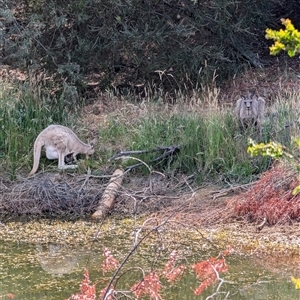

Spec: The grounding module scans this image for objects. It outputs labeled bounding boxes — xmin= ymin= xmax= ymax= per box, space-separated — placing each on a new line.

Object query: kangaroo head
xmin=90 ymin=137 xmax=98 ymax=146
xmin=241 ymin=96 xmax=253 ymax=110
xmin=86 ymin=137 xmax=98 ymax=155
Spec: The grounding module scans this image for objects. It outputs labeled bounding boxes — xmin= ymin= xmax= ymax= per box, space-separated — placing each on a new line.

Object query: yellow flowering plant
xmin=265 ymin=18 xmax=300 ymax=57
xmin=247 ymin=138 xmax=300 ymax=196
xmin=247 ymin=138 xmax=289 ymax=159
xmin=291 ymin=276 xmax=300 ymax=289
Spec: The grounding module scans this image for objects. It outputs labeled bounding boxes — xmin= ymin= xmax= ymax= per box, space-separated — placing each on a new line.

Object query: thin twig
xmin=78 ymin=168 xmax=91 ymax=193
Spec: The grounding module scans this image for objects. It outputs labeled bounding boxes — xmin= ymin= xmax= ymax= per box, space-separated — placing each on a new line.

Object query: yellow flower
xmin=275 ymin=41 xmax=285 ymax=49
xmin=269 ymin=41 xmax=285 ymax=55
xmin=291 ymin=276 xmax=300 ymax=289
xmin=281 ymin=18 xmax=295 ymax=31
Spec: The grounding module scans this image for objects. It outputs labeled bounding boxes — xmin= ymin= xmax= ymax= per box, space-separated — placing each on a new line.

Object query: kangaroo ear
xmin=89 ymin=138 xmax=98 ymax=147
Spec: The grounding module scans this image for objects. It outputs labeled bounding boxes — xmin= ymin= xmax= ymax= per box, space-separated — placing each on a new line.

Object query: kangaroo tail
xmin=28 ymin=138 xmax=44 ymax=176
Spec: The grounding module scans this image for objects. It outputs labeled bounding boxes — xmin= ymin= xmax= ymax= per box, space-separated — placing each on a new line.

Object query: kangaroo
xmin=28 ymin=125 xmax=97 ymax=176
xmin=235 ymin=93 xmax=265 ymax=135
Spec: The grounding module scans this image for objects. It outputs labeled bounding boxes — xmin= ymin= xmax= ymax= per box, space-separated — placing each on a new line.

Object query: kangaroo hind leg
xmin=58 ymin=151 xmax=78 ymax=170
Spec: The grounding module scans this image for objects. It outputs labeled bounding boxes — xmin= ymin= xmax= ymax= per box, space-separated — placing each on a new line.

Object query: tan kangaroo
xmin=28 ymin=125 xmax=97 ymax=176
xmin=235 ymin=93 xmax=265 ymax=135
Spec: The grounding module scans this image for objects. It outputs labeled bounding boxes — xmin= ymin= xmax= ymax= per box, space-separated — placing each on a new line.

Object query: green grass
xmin=96 ymin=104 xmax=271 ymax=183
xmin=2 ymin=79 xmax=300 ymax=184
xmin=263 ymin=90 xmax=300 ymax=148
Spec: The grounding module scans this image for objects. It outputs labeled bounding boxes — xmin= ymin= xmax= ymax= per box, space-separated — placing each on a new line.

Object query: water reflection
xmin=1 ymin=240 xmax=300 ymax=300
xmin=35 ymin=243 xmax=81 ymax=275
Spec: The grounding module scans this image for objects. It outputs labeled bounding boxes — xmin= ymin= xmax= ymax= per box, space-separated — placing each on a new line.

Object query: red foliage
xmin=162 ymin=250 xmax=186 ymax=283
xmin=192 ymin=257 xmax=228 ymax=295
xmin=233 ymin=166 xmax=300 ymax=224
xmin=67 ymin=249 xmax=232 ymax=299
xmin=165 ymin=265 xmax=186 ymax=283
xmin=102 ymin=247 xmax=119 ymax=274
xmin=131 ymin=272 xmax=162 ymax=299
xmin=68 ymin=269 xmax=96 ymax=300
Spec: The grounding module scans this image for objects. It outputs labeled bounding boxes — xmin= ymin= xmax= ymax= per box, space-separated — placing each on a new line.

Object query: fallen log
xmin=91 ymin=168 xmax=124 ymax=219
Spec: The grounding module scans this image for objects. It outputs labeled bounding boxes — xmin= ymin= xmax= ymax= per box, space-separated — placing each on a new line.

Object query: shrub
xmin=266 ymin=18 xmax=300 ymax=57
xmin=233 ymin=166 xmax=300 ymax=224
xmin=1 ymin=0 xmax=288 ymax=97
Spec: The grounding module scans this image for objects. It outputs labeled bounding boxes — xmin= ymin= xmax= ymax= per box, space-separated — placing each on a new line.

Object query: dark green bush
xmin=1 ymin=0 xmax=295 ymax=100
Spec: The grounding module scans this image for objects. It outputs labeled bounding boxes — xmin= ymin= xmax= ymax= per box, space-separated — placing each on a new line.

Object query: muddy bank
xmin=1 ymin=171 xmax=299 ymax=257
xmin=1 ymin=216 xmax=299 ymax=258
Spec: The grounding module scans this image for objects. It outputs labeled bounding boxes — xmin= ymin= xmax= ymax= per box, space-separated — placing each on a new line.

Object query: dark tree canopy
xmin=1 ymin=0 xmax=299 ymax=99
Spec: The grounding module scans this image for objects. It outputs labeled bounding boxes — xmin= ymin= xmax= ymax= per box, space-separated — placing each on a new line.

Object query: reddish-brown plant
xmin=102 ymin=247 xmax=119 ymax=275
xmin=192 ymin=257 xmax=228 ymax=295
xmin=68 ymin=269 xmax=96 ymax=300
xmin=162 ymin=250 xmax=186 ymax=283
xmin=165 ymin=265 xmax=186 ymax=283
xmin=233 ymin=166 xmax=300 ymax=224
xmin=131 ymin=271 xmax=162 ymax=299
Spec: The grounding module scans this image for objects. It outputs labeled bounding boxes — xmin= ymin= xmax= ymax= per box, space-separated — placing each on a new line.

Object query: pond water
xmin=1 ymin=239 xmax=299 ymax=300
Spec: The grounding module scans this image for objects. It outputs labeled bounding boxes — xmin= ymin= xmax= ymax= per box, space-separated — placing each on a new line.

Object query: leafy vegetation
xmin=266 ymin=18 xmax=300 ymax=57
xmin=291 ymin=276 xmax=300 ymax=289
xmin=247 ymin=19 xmax=300 ymax=197
xmin=1 ymin=0 xmax=295 ymax=98
xmin=248 ymin=139 xmax=287 ymax=159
